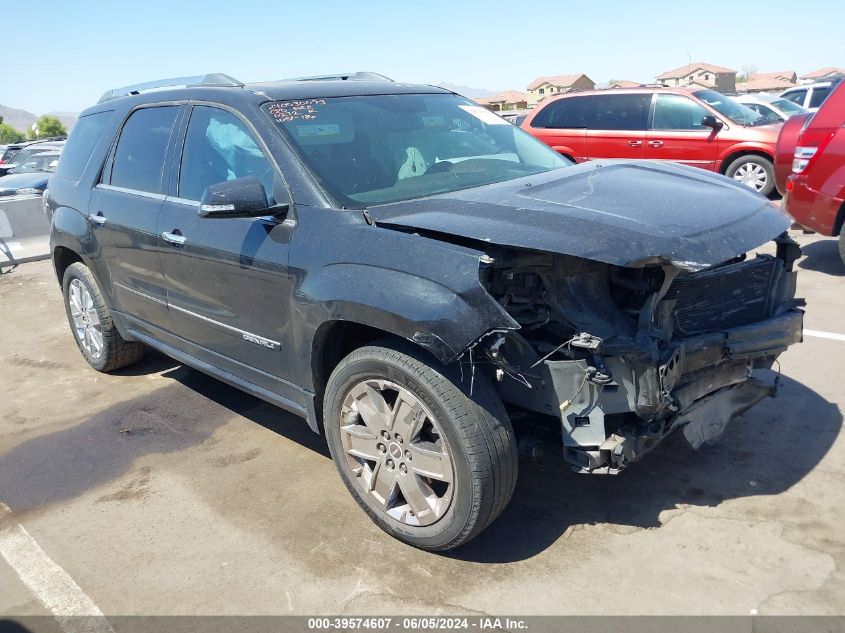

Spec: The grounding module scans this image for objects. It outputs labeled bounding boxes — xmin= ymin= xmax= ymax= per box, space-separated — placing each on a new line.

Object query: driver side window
xmin=178 ymin=106 xmax=273 ymax=202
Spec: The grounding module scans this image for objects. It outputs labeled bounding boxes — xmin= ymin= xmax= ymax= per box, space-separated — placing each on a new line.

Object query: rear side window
xmin=652 ymin=94 xmax=709 ymax=130
xmin=782 ymin=89 xmax=806 ymax=106
xmin=588 ymin=94 xmax=650 ymax=131
xmin=530 ymin=96 xmax=591 ymax=129
xmin=55 ymin=111 xmax=111 ymax=181
xmin=809 ymin=87 xmax=831 ymax=108
xmin=107 ymin=106 xmax=179 ymax=194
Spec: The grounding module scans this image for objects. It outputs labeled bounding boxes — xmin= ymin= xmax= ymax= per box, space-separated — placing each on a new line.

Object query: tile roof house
xmin=525 ymin=74 xmax=595 ymax=106
xmin=656 ymin=62 xmax=737 ymax=93
xmin=606 ymin=80 xmax=643 ymax=89
xmin=736 ymin=71 xmax=797 ymax=94
xmin=799 ymin=67 xmax=845 ymax=83
xmin=474 ymin=90 xmax=529 ymax=111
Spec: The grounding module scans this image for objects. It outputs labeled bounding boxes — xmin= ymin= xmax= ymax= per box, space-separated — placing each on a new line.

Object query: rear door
xmin=90 ymin=104 xmax=182 ymax=327
xmin=525 ymin=96 xmax=590 ymax=161
xmin=645 ymin=93 xmax=720 ymax=170
xmin=157 ymin=104 xmax=298 ymax=398
xmin=584 ymin=93 xmax=649 ymax=160
xmin=808 ymin=86 xmax=832 ymax=110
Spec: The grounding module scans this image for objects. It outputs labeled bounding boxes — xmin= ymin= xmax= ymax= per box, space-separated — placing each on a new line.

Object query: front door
xmin=157 ymin=104 xmax=297 ymax=397
xmin=90 ymin=104 xmax=182 ymax=328
xmin=645 ymin=94 xmax=720 ymax=171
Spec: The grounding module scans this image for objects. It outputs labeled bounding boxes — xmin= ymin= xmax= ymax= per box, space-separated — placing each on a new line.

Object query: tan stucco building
xmin=656 ymin=62 xmax=737 ymax=93
xmin=525 ymin=74 xmax=595 ymax=107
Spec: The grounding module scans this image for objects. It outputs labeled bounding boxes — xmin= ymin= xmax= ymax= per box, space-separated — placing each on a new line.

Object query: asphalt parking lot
xmin=1 ymin=231 xmax=844 ymax=617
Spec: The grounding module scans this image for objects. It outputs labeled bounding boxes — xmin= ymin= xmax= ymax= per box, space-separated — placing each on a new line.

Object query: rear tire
xmin=725 ymin=155 xmax=775 ymax=197
xmin=323 ymin=341 xmax=517 ymax=551
xmin=62 ymin=262 xmax=145 ymax=372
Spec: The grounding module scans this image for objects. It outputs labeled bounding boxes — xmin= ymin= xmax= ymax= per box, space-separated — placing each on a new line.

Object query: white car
xmin=779 ymin=78 xmax=842 ymax=112
xmin=733 ymin=93 xmax=807 ymax=122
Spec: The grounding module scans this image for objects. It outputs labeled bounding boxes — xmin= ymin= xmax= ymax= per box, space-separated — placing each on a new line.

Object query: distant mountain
xmin=435 ymin=82 xmax=499 ymax=98
xmin=0 ymin=104 xmax=78 ymax=134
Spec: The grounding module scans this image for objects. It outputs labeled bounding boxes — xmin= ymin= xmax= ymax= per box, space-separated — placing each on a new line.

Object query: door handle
xmin=162 ymin=231 xmax=186 ymax=246
xmin=647 ymin=140 xmax=664 ymax=148
xmin=627 ymin=140 xmax=643 ymax=147
xmin=89 ymin=213 xmax=106 ymax=226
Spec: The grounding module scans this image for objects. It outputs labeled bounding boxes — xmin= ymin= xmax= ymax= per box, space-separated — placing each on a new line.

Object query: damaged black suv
xmin=47 ymin=72 xmax=804 ymax=550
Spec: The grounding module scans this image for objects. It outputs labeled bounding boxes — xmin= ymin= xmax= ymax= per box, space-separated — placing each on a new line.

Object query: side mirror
xmin=701 ymin=115 xmax=724 ymax=131
xmin=198 ymin=176 xmax=287 ymax=219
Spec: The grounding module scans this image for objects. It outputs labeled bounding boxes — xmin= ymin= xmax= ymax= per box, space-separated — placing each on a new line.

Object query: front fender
xmin=290 ymin=207 xmax=517 ymax=385
xmin=303 ymin=261 xmax=513 ymax=362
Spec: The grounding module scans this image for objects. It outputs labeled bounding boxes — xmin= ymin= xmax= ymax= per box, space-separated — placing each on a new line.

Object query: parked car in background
xmin=733 ymin=93 xmax=807 ymax=122
xmin=522 ymin=87 xmax=782 ymax=195
xmin=0 ymin=150 xmax=61 ymax=197
xmin=0 ymin=140 xmax=65 ymax=176
xmin=499 ymin=109 xmax=529 ymax=126
xmin=47 ymin=72 xmax=802 ymax=550
xmin=776 ymin=80 xmax=845 ymax=264
xmin=780 ymin=77 xmax=843 ymax=112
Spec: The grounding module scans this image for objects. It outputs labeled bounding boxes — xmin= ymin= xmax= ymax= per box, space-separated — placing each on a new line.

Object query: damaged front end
xmin=477 ymin=234 xmax=804 ymax=474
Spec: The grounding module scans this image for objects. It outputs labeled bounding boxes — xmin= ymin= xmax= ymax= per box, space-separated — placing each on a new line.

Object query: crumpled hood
xmin=368 ymin=160 xmax=791 ymax=270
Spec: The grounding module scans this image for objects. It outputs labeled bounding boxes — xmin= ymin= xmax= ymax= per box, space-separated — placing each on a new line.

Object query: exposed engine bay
xmin=475 ymin=234 xmax=804 ymax=474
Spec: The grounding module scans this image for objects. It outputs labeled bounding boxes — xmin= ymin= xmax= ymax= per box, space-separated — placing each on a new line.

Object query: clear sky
xmin=2 ymin=0 xmax=843 ymax=115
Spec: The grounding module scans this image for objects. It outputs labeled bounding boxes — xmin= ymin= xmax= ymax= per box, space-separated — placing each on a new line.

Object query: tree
xmin=0 ymin=123 xmax=25 ymax=143
xmin=28 ymin=116 xmax=68 ymax=140
xmin=739 ymin=64 xmax=759 ymax=82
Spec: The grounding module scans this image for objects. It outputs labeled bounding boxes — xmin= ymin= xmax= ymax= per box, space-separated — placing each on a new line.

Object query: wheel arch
xmin=835 ymin=199 xmax=845 ymax=236
xmin=719 ymin=147 xmax=774 ymax=174
xmin=52 ymin=245 xmax=84 ymax=285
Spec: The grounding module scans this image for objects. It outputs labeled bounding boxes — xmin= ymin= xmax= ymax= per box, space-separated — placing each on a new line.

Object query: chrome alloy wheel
xmin=340 ymin=379 xmax=455 ymax=526
xmin=733 ymin=162 xmax=768 ymax=191
xmin=68 ymin=278 xmax=103 ymax=359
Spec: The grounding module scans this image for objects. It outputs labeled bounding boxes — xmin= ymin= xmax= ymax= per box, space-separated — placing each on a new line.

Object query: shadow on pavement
xmin=798 ymin=238 xmax=844 ymax=276
xmin=2 ymin=360 xmax=838 ymax=564
xmin=0 ymin=355 xmax=322 ymax=513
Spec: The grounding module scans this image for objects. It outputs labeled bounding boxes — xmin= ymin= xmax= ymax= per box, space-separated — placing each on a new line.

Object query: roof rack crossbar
xmin=98 ymin=73 xmax=243 ymax=103
xmin=280 ymin=71 xmax=394 ymax=83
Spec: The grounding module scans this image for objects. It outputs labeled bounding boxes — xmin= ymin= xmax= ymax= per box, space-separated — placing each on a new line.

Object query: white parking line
xmin=0 ymin=502 xmax=114 ymax=633
xmin=804 ymin=329 xmax=845 ymax=342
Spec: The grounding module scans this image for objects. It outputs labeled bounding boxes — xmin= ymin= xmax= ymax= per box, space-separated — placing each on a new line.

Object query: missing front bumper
xmin=551 ymin=309 xmax=803 ymax=474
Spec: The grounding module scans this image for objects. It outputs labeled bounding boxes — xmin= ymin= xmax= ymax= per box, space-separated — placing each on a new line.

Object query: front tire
xmin=726 ymin=154 xmax=775 ymax=196
xmin=323 ymin=341 xmax=517 ymax=551
xmin=62 ymin=262 xmax=145 ymax=372
xmin=839 ymin=231 xmax=845 ymax=267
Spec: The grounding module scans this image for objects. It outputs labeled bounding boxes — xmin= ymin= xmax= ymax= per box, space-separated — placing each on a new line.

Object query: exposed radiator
xmin=666 ymin=256 xmax=779 ymax=336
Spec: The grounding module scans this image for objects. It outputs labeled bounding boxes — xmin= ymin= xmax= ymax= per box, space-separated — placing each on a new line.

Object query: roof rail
xmin=281 ymin=71 xmax=394 ymax=83
xmin=98 ymin=73 xmax=243 ymax=103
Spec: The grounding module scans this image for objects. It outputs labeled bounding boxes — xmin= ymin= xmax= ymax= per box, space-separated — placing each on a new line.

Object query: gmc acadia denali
xmin=47 ymin=72 xmax=804 ymax=550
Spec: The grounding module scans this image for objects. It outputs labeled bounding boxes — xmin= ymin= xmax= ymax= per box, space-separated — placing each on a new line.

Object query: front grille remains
xmin=666 ymin=256 xmax=779 ymax=336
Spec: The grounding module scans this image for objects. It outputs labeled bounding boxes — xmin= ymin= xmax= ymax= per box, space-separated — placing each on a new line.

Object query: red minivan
xmin=776 ymin=80 xmax=845 ymax=263
xmin=522 ymin=87 xmax=782 ymax=196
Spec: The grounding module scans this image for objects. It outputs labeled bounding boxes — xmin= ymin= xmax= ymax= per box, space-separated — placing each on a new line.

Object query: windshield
xmin=771 ymin=98 xmax=806 ymax=116
xmin=693 ymin=90 xmax=773 ymax=126
xmin=263 ymin=94 xmax=569 ymax=207
xmin=10 ymin=146 xmax=59 ymax=169
xmin=14 ymin=153 xmax=59 ymax=173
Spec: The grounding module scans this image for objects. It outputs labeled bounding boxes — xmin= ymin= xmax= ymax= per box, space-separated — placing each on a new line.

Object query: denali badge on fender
xmin=243 ymin=332 xmax=280 ymax=350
